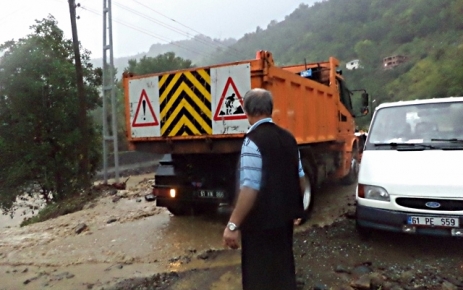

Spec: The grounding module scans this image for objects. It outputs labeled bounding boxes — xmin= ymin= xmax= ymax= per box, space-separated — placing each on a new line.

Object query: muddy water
xmin=0 ymin=173 xmax=356 ymax=290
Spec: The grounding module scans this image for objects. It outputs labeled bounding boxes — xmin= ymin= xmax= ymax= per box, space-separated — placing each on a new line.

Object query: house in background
xmin=383 ymin=55 xmax=407 ymax=70
xmin=346 ymin=59 xmax=362 ymax=70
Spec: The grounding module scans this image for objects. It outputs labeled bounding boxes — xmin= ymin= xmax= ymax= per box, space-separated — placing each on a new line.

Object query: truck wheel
xmin=166 ymin=205 xmax=190 ymax=216
xmin=297 ymin=166 xmax=315 ymax=225
xmin=341 ymin=146 xmax=359 ymax=185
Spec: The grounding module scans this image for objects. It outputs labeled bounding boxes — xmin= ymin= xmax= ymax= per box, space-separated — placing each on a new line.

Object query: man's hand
xmin=222 ymin=186 xmax=257 ymax=249
xmin=223 ymin=227 xmax=240 ymax=249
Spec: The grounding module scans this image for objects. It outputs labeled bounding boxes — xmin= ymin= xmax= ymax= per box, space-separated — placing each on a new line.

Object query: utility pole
xmin=68 ymin=0 xmax=90 ymax=185
xmin=102 ymin=0 xmax=120 ymax=183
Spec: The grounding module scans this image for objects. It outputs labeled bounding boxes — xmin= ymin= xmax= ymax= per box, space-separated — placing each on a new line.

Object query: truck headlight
xmin=358 ymin=184 xmax=390 ymax=201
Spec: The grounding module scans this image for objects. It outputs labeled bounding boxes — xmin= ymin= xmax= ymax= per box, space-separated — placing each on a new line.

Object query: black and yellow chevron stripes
xmin=159 ymin=69 xmax=212 ymax=137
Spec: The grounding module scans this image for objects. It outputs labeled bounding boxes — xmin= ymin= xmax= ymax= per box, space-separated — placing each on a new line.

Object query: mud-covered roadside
xmin=1 ymin=178 xmax=463 ymax=290
xmin=110 ymin=217 xmax=463 ymax=290
xmin=107 ymin=183 xmax=463 ymax=290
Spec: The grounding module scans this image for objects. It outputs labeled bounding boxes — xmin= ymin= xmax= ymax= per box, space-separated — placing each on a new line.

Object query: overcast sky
xmin=0 ymin=0 xmax=309 ymax=59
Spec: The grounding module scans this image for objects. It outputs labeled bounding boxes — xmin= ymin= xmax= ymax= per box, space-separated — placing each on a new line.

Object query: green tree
xmin=125 ymin=52 xmax=194 ymax=75
xmin=0 ymin=16 xmax=102 ymax=212
xmin=354 ymin=40 xmax=378 ymax=68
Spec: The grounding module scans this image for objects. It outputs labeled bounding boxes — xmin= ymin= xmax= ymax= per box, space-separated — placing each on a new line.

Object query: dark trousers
xmin=241 ymin=221 xmax=297 ymax=290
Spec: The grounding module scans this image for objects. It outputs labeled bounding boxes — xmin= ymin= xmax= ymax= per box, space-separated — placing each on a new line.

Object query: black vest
xmin=241 ymin=122 xmax=303 ymax=231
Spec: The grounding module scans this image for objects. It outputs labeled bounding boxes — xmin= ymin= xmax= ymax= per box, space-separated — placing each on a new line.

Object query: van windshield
xmin=366 ymin=101 xmax=463 ymax=149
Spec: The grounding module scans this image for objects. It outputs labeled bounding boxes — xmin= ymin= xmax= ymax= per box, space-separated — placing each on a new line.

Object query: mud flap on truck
xmin=153 ymin=153 xmax=240 ymax=216
xmin=340 ymin=143 xmax=360 ymax=185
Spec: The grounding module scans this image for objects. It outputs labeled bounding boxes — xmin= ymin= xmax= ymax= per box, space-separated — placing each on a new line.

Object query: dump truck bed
xmin=123 ymin=51 xmax=343 ymax=154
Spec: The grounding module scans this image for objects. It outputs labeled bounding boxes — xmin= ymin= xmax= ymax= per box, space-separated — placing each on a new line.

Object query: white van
xmin=356 ymin=97 xmax=463 ymax=237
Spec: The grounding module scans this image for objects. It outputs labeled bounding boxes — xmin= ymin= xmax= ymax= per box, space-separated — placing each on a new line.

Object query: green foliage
xmin=385 ymin=45 xmax=463 ymax=101
xmin=354 ymin=40 xmax=377 ymax=68
xmin=125 ymin=52 xmax=194 ymax=75
xmin=0 ymin=16 xmax=102 ymax=213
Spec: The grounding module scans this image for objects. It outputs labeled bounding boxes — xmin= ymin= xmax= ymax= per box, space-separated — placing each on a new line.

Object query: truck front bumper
xmin=356 ymin=205 xmax=463 ymax=237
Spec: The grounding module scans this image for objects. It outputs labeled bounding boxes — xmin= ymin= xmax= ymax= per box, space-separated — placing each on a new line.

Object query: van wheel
xmin=341 ymin=146 xmax=359 ymax=185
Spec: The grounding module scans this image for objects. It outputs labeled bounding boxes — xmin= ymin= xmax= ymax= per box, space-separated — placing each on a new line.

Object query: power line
xmin=129 ymin=0 xmax=242 ymax=54
xmin=112 ymin=1 xmax=242 ymax=57
xmin=80 ymin=5 xmax=216 ymax=59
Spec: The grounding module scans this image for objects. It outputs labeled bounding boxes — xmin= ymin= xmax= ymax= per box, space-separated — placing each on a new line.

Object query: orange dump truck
xmin=123 ymin=51 xmax=369 ymax=216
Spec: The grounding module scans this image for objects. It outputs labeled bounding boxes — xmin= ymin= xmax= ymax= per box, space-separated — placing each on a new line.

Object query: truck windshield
xmin=366 ymin=101 xmax=463 ymax=149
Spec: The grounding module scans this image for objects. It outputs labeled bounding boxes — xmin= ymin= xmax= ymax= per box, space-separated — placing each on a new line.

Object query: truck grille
xmin=396 ymin=198 xmax=463 ymax=211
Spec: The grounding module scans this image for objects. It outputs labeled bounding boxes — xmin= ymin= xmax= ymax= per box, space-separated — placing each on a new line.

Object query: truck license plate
xmin=407 ymin=216 xmax=459 ymax=227
xmin=197 ymin=190 xmax=225 ymax=199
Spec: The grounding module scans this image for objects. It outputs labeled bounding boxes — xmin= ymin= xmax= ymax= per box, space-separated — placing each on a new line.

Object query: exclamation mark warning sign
xmin=142 ymin=100 xmax=146 ymax=120
xmin=132 ymin=89 xmax=159 ymax=127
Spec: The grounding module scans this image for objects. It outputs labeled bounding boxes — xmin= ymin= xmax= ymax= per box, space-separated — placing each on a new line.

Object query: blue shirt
xmin=240 ymin=118 xmax=305 ymax=190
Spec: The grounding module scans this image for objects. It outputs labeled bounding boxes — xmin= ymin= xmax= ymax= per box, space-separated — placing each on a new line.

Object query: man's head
xmin=243 ymin=88 xmax=273 ymax=125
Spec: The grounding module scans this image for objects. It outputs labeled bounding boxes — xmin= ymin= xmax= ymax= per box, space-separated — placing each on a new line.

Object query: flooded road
xmin=0 ymin=174 xmax=355 ymax=289
xmin=6 ymin=176 xmax=461 ymax=290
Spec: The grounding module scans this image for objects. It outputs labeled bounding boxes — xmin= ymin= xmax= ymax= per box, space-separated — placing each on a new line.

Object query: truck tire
xmin=341 ymin=146 xmax=359 ymax=185
xmin=302 ymin=174 xmax=314 ymax=219
xmin=297 ymin=164 xmax=316 ymax=224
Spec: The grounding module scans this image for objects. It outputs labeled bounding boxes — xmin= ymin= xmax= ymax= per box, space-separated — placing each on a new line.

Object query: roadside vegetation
xmin=0 ymin=16 xmax=102 ymax=220
xmin=0 ymin=17 xmax=195 ymax=226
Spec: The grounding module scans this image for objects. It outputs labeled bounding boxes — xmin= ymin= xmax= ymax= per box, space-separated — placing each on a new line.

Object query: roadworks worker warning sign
xmin=214 ymin=77 xmax=246 ymax=121
xmin=211 ymin=63 xmax=251 ymax=134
